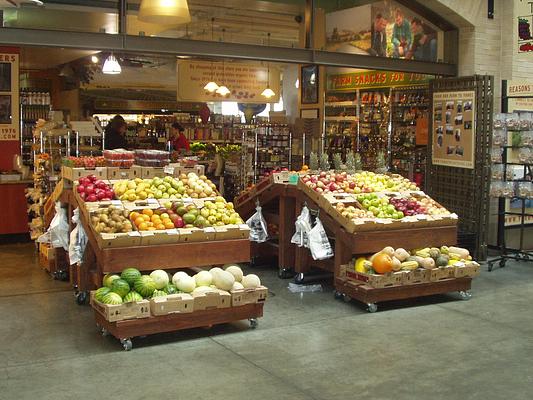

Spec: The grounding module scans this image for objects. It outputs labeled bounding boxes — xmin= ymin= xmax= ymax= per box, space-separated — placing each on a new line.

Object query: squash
xmin=419 ymin=257 xmax=436 ymax=269
xmin=391 ymin=256 xmax=402 ymax=271
xmin=381 ymin=246 xmax=395 ymax=257
xmin=436 ymin=255 xmax=449 ymax=267
xmin=394 ymin=248 xmax=410 ymax=262
xmin=400 ymin=261 xmax=418 ymax=270
xmin=372 ymin=253 xmax=394 ymax=274
xmin=429 ymin=248 xmax=440 ymax=260
xmin=449 ymin=246 xmax=470 ymax=259
xmin=440 ymin=246 xmax=449 ymax=255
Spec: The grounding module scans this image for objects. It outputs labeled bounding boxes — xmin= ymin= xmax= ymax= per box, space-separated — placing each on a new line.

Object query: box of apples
xmin=76 ymin=175 xmax=115 ymax=203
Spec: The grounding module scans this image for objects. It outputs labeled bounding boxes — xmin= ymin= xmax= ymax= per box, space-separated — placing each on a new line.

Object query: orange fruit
xmin=155 ymin=223 xmax=166 ymax=230
xmin=164 ymin=221 xmax=174 ymax=229
xmin=142 ymin=208 xmax=154 ymax=217
xmin=151 ymin=215 xmax=161 ymax=222
xmin=134 ymin=216 xmax=145 ymax=226
xmin=138 ymin=222 xmax=148 ymax=231
xmin=147 ymin=221 xmax=154 ymax=227
xmin=147 ymin=227 xmax=157 ymax=231
xmin=142 ymin=214 xmax=150 ymax=222
xmin=130 ymin=212 xmax=140 ymax=221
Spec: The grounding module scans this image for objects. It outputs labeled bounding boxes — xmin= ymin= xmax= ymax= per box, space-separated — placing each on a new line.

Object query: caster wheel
xmin=278 ymin=268 xmax=293 ymax=279
xmin=333 ymin=290 xmax=343 ymax=300
xmin=75 ymin=291 xmax=88 ymax=305
xmin=342 ymin=294 xmax=351 ymax=303
xmin=120 ymin=338 xmax=132 ymax=351
xmin=459 ymin=291 xmax=472 ymax=301
xmin=499 ymin=260 xmax=507 ymax=268
xmin=294 ymin=273 xmax=304 ymax=284
xmin=367 ymin=303 xmax=378 ymax=313
xmin=249 ymin=318 xmax=258 ymax=329
xmin=101 ymin=328 xmax=109 ymax=337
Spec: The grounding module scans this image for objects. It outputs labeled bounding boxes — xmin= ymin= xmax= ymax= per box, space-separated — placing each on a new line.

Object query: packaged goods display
xmin=104 ymin=149 xmax=135 ymax=168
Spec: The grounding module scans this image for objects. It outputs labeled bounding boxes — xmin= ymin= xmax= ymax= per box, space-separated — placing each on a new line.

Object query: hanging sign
xmin=327 ymin=70 xmax=431 ymax=91
xmin=177 ymin=60 xmax=280 ymax=103
xmin=0 ymin=52 xmax=19 ymax=141
xmin=431 ymin=90 xmax=476 ymax=169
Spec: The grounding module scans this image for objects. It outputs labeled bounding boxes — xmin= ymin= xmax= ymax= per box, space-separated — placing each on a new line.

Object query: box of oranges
xmin=128 ymin=206 xmax=184 ymax=245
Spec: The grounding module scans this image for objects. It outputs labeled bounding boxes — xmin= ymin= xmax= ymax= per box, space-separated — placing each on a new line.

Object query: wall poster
xmin=431 ymin=90 xmax=476 ymax=169
xmin=0 ymin=52 xmax=19 ymax=141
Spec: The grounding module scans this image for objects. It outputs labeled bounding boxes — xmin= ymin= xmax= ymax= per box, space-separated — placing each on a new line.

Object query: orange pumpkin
xmin=372 ymin=252 xmax=394 ymax=274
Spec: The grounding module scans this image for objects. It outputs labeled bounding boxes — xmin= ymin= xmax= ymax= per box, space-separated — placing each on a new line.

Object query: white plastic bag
xmin=68 ymin=208 xmax=88 ymax=265
xmin=37 ymin=202 xmax=70 ymax=251
xmin=291 ymin=206 xmax=312 ymax=248
xmin=308 ymin=217 xmax=333 ymax=260
xmin=246 ymin=205 xmax=268 ymax=243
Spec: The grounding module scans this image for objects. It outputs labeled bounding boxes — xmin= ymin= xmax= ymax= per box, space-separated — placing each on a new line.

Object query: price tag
xmin=111 ymin=200 xmax=122 ymax=206
xmin=128 ymin=231 xmax=141 ymax=237
xmin=147 ymin=198 xmax=159 ymax=205
xmin=164 ymin=166 xmax=174 ymax=175
xmin=166 ymin=229 xmax=178 ymax=235
xmin=204 ymin=227 xmax=216 ymax=233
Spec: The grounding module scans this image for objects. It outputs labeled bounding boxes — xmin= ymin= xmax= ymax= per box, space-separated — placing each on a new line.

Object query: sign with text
xmin=327 ymin=70 xmax=431 ymax=91
xmin=177 ymin=60 xmax=280 ymax=103
xmin=506 ymin=80 xmax=533 ymax=97
xmin=0 ymin=53 xmax=19 ymax=141
xmin=431 ymin=90 xmax=476 ymax=169
xmin=518 ymin=1 xmax=533 ymax=52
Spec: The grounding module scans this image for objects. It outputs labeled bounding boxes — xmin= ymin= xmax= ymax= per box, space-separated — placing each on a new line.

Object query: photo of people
xmin=0 ymin=95 xmax=12 ymax=124
xmin=437 ymin=134 xmax=443 ymax=147
xmin=456 ymin=101 xmax=463 ymax=113
xmin=446 ymin=125 xmax=453 ymax=135
xmin=455 ymin=114 xmax=463 ymax=125
xmin=464 ymin=101 xmax=473 ymax=111
xmin=0 ymin=63 xmax=11 ymax=92
xmin=454 ymin=129 xmax=461 ymax=142
xmin=464 ymin=121 xmax=472 ymax=129
xmin=434 ymin=102 xmax=442 ymax=112
xmin=436 ymin=126 xmax=443 ymax=135
xmin=326 ymin=1 xmax=439 ymax=61
xmin=434 ymin=111 xmax=442 ymax=122
xmin=445 ymin=111 xmax=452 ymax=124
xmin=446 ymin=146 xmax=455 ymax=155
xmin=455 ymin=146 xmax=464 ymax=156
xmin=446 ymin=101 xmax=454 ymax=110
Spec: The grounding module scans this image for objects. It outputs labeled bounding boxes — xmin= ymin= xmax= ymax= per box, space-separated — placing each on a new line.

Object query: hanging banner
xmin=177 ymin=60 xmax=280 ymax=103
xmin=327 ymin=70 xmax=431 ymax=91
xmin=518 ymin=0 xmax=533 ymax=52
xmin=0 ymin=52 xmax=19 ymax=141
xmin=431 ymin=90 xmax=476 ymax=169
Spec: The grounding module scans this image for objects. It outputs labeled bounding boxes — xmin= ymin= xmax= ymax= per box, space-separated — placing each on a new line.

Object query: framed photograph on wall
xmin=301 ymin=65 xmax=319 ymax=104
xmin=300 ymin=108 xmax=319 ymax=119
xmin=0 ymin=63 xmax=11 ymax=92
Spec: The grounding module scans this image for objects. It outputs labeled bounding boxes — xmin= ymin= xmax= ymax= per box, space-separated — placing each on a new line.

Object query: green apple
xmin=215 ymin=212 xmax=223 ymax=221
xmin=386 ymin=205 xmax=396 ymax=213
xmin=163 ymin=201 xmax=172 ymax=209
xmin=208 ymin=215 xmax=217 ymax=224
xmin=162 ymin=192 xmax=170 ymax=199
xmin=163 ymin=176 xmax=173 ymax=183
xmin=200 ymin=208 xmax=210 ymax=218
xmin=222 ymin=215 xmax=231 ymax=224
xmin=161 ymin=213 xmax=170 ymax=219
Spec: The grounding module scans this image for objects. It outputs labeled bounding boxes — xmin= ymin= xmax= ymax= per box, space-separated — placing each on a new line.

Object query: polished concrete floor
xmin=1 ymin=242 xmax=532 ymax=400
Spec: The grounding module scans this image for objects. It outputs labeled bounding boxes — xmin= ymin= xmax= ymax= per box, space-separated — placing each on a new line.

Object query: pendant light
xmin=138 ymin=0 xmax=191 ymax=25
xmin=216 ymin=28 xmax=230 ymax=97
xmin=261 ymin=33 xmax=276 ymax=99
xmin=203 ymin=17 xmax=219 ymax=93
xmin=102 ymin=54 xmax=121 ymax=74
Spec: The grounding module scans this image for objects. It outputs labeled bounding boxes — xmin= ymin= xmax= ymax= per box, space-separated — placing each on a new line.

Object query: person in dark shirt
xmin=170 ymin=122 xmax=190 ymax=152
xmin=392 ymin=8 xmax=412 ymax=58
xmin=369 ymin=13 xmax=388 ymax=57
xmin=104 ymin=115 xmax=128 ymax=150
xmin=407 ymin=17 xmax=437 ymax=61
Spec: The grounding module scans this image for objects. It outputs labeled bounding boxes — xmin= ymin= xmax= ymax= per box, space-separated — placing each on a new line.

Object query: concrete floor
xmin=1 ymin=243 xmax=532 ymax=400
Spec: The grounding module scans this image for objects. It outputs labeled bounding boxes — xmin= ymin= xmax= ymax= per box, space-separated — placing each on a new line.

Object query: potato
xmin=99 ymin=214 xmax=109 ymax=223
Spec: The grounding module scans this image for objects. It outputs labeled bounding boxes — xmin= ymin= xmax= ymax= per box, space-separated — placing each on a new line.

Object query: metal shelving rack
xmin=323 ymin=91 xmax=358 ymax=163
xmin=20 ymin=90 xmax=51 ymax=168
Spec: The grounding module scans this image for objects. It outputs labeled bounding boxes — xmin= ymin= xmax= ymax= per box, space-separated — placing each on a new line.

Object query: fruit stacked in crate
xmin=342 ymin=245 xmax=480 ymax=288
xmin=91 ymin=265 xmax=267 ymax=321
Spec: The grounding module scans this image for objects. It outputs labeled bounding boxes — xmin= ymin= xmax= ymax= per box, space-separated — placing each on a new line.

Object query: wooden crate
xmin=90 ymin=291 xmax=150 ymax=322
xmin=343 ymin=265 xmax=404 ymax=288
xmin=429 ymin=266 xmax=456 ymax=282
xmin=231 ymin=286 xmax=268 ymax=306
xmin=150 ymin=293 xmax=194 ymax=316
xmin=454 ymin=262 xmax=480 ymax=278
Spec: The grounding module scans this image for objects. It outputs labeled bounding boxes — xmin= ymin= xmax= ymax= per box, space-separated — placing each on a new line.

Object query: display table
xmin=0 ymin=180 xmax=33 ymax=236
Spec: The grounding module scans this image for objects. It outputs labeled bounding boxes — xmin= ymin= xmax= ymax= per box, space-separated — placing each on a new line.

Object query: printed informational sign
xmin=0 ymin=52 xmax=19 ymax=141
xmin=505 ymin=80 xmax=533 ymax=111
xmin=177 ymin=60 xmax=280 ymax=103
xmin=328 ymin=70 xmax=430 ymax=91
xmin=431 ymin=90 xmax=476 ymax=169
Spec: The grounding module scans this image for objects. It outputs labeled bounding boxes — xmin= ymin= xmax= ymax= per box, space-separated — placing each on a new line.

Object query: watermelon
xmin=123 ymin=291 xmax=143 ymax=303
xmin=111 ymin=278 xmax=130 ymax=298
xmin=164 ymin=284 xmax=178 ymax=294
xmin=134 ymin=275 xmax=156 ymax=298
xmin=94 ymin=287 xmax=111 ymax=302
xmin=151 ymin=290 xmax=167 ymax=298
xmin=121 ymin=268 xmax=141 ymax=286
xmin=103 ymin=274 xmax=120 ymax=288
xmin=102 ymin=292 xmax=123 ymax=305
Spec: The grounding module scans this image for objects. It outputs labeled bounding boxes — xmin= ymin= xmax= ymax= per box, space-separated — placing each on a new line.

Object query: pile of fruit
xmin=335 ymin=203 xmax=372 ymax=219
xmin=91 ymin=206 xmax=134 ymax=234
xmin=113 ymin=173 xmax=217 ymax=201
xmin=63 ymin=156 xmax=106 ymax=169
xmin=356 ymin=193 xmax=405 ymax=219
xmin=130 ymin=197 xmax=244 ymax=231
xmin=94 ymin=265 xmax=261 ymax=305
xmin=76 ymin=175 xmax=115 ymax=202
xmin=301 ymin=171 xmax=418 ymax=195
xmin=353 ymin=245 xmax=474 ymax=275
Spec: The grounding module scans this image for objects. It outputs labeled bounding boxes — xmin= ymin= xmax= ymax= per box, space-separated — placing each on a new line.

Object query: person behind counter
xmin=104 ymin=115 xmax=128 ymax=150
xmin=170 ymin=122 xmax=190 ymax=152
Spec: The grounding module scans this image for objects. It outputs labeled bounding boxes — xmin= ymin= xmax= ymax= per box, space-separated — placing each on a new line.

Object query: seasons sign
xmin=328 ymin=71 xmax=431 ymax=91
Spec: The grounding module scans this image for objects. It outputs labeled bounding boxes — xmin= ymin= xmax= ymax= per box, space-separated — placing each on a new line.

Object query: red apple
xmin=79 ymin=177 xmax=90 ymax=186
xmin=76 ymin=185 xmax=85 ymax=194
xmin=85 ymin=184 xmax=95 ymax=194
xmin=86 ymin=194 xmax=97 ymax=202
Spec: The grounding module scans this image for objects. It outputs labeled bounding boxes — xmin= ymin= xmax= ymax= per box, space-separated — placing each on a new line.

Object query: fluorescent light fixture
xmin=204 ymin=81 xmax=219 ymax=92
xmin=102 ymin=54 xmax=121 ymax=74
xmin=295 ymin=78 xmax=299 ymax=89
xmin=29 ymin=0 xmax=44 ymax=5
xmin=139 ymin=0 xmax=191 ymax=25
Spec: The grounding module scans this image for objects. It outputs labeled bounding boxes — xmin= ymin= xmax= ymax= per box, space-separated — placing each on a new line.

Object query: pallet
xmin=334 ymin=276 xmax=472 ymax=313
xmin=94 ymin=302 xmax=264 ymax=350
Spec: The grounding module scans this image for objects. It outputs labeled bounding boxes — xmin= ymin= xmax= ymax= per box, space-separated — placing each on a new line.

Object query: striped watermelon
xmin=164 ymin=284 xmax=178 ymax=294
xmin=121 ymin=268 xmax=141 ymax=286
xmin=102 ymin=292 xmax=123 ymax=305
xmin=134 ymin=275 xmax=156 ymax=298
xmin=94 ymin=287 xmax=111 ymax=302
xmin=151 ymin=290 xmax=167 ymax=298
xmin=123 ymin=291 xmax=143 ymax=303
xmin=111 ymin=278 xmax=130 ymax=298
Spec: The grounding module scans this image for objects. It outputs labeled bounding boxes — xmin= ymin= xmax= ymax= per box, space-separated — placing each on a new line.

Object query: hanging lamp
xmin=102 ymin=54 xmax=121 ymax=74
xmin=138 ymin=0 xmax=191 ymax=25
xmin=216 ymin=28 xmax=230 ymax=97
xmin=203 ymin=17 xmax=219 ymax=93
xmin=261 ymin=33 xmax=276 ymax=99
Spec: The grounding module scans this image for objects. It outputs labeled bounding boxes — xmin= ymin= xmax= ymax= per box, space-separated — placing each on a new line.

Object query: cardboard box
xmin=150 ymin=293 xmax=194 ymax=316
xmin=62 ymin=166 xmax=108 ymax=181
xmin=231 ymin=286 xmax=268 ymax=306
xmin=121 ymin=199 xmax=161 ymax=210
xmin=192 ymin=289 xmax=231 ymax=310
xmin=141 ymin=167 xmax=167 ymax=179
xmin=139 ymin=229 xmax=180 ymax=245
xmin=174 ymin=164 xmax=205 ymax=177
xmin=177 ymin=227 xmax=216 ymax=242
xmin=402 ymin=269 xmax=430 ymax=285
xmin=106 ymin=167 xmax=141 ymax=180
xmin=90 ymin=292 xmax=150 ymax=322
xmin=454 ymin=262 xmax=480 ymax=278
xmin=214 ymin=224 xmax=251 ymax=240
xmin=96 ymin=231 xmax=142 ymax=248
xmin=344 ymin=268 xmax=404 ymax=288
xmin=429 ymin=266 xmax=456 ymax=282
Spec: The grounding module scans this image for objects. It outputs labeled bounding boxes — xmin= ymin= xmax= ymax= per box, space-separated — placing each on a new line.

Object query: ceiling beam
xmin=0 ymin=27 xmax=456 ymax=76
